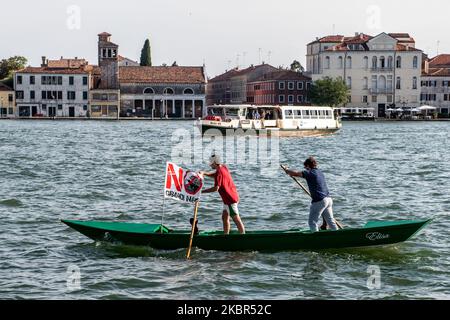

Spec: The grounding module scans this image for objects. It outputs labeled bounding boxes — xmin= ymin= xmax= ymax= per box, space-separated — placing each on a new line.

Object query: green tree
xmin=290 ymin=60 xmax=305 ymax=73
xmin=140 ymin=39 xmax=152 ymax=66
xmin=0 ymin=56 xmax=28 ymax=80
xmin=309 ymin=77 xmax=349 ymax=108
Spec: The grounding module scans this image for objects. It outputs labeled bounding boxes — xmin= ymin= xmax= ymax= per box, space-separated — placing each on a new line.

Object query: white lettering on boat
xmin=366 ymin=232 xmax=390 ymax=241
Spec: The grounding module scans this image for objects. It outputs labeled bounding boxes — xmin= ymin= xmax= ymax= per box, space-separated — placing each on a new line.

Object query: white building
xmin=421 ymin=54 xmax=450 ymax=117
xmin=14 ymin=57 xmax=92 ymax=118
xmin=307 ymin=32 xmax=423 ymax=117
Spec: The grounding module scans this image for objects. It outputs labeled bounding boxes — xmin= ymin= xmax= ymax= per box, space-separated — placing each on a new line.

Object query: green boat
xmin=62 ymin=219 xmax=431 ymax=252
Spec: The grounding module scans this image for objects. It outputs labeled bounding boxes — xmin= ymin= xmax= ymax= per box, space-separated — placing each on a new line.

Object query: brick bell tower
xmin=98 ymin=32 xmax=119 ymax=89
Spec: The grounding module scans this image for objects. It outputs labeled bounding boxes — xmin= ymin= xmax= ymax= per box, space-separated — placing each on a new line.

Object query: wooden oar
xmin=280 ymin=165 xmax=343 ymax=230
xmin=186 ymin=200 xmax=200 ymax=259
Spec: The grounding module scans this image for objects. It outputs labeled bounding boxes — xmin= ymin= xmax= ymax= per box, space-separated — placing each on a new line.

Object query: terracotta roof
xmin=232 ymin=64 xmax=278 ymax=77
xmin=396 ymin=44 xmax=421 ymax=52
xmin=345 ymin=34 xmax=372 ymax=43
xmin=0 ymin=82 xmax=13 ymax=91
xmin=313 ymin=32 xmax=420 ymax=52
xmin=429 ymin=54 xmax=450 ymax=67
xmin=47 ymin=58 xmax=88 ymax=68
xmin=389 ymin=33 xmax=410 ymax=38
xmin=308 ymin=35 xmax=345 ymax=45
xmin=209 ymin=64 xmax=277 ymax=82
xmin=423 ymin=67 xmax=450 ymax=77
xmin=16 ymin=66 xmax=90 ymax=74
xmin=250 ymin=70 xmax=311 ymax=82
xmin=209 ymin=68 xmax=240 ymax=82
xmin=119 ymin=66 xmax=205 ymax=84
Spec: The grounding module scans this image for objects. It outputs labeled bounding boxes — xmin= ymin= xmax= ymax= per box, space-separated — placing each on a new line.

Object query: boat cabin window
xmin=302 ymin=110 xmax=310 ymax=118
xmin=311 ymin=110 xmax=319 ymax=119
xmin=208 ymin=108 xmax=224 ymax=116
xmin=284 ymin=110 xmax=294 ymax=119
xmin=294 ymin=110 xmax=302 ymax=119
xmin=319 ymin=110 xmax=326 ymax=119
xmin=225 ymin=109 xmax=240 ymax=117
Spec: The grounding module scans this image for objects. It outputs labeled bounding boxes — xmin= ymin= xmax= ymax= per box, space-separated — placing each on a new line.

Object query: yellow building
xmin=89 ymin=89 xmax=120 ymax=119
xmin=0 ymin=82 xmax=15 ymax=118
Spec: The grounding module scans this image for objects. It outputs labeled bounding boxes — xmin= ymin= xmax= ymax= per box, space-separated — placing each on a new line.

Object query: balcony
xmin=370 ymin=67 xmax=394 ymax=73
xmin=369 ymin=88 xmax=394 ymax=95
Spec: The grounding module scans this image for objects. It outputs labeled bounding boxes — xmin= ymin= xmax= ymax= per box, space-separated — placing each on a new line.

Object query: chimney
xmin=355 ymin=32 xmax=359 ymax=37
xmin=41 ymin=56 xmax=47 ymax=67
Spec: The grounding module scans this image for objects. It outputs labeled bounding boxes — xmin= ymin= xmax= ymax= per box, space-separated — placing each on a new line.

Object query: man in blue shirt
xmin=285 ymin=156 xmax=338 ymax=232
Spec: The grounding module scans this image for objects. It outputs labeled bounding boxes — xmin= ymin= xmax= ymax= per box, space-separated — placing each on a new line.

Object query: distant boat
xmin=198 ymin=105 xmax=342 ymax=137
xmin=62 ymin=219 xmax=430 ymax=252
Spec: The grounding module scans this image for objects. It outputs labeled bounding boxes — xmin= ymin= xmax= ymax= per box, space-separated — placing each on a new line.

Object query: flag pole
xmin=186 ymin=200 xmax=199 ymax=259
xmin=160 ymin=196 xmax=166 ymax=234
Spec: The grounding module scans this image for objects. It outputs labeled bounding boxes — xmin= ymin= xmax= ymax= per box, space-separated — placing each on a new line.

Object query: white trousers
xmin=309 ymin=197 xmax=338 ymax=232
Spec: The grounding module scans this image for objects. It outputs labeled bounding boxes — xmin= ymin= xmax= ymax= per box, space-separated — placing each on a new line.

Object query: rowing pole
xmin=186 ymin=200 xmax=200 ymax=259
xmin=280 ymin=165 xmax=343 ymax=230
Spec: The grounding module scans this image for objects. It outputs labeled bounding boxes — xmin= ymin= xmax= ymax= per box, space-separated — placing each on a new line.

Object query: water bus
xmin=198 ymin=105 xmax=342 ymax=137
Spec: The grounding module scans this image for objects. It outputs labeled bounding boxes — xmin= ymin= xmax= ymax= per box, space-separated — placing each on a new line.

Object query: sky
xmin=1 ymin=0 xmax=449 ymax=78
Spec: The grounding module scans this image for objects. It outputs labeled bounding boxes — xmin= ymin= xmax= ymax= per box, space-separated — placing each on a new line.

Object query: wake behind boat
xmin=62 ymin=219 xmax=431 ymax=252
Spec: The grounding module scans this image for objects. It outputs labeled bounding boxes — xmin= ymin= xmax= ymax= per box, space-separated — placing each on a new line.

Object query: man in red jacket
xmin=200 ymin=154 xmax=246 ymax=235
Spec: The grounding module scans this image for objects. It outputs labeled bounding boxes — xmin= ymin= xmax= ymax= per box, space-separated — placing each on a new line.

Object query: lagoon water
xmin=0 ymin=120 xmax=449 ymax=299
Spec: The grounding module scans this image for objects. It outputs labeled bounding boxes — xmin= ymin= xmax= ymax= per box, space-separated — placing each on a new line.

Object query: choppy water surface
xmin=0 ymin=120 xmax=448 ymax=300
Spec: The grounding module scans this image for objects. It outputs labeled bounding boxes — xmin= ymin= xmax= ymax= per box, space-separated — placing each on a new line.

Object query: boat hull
xmin=62 ymin=219 xmax=431 ymax=252
xmin=200 ymin=125 xmax=341 ymax=137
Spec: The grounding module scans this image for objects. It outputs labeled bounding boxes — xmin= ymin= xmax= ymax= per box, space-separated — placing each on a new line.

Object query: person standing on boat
xmin=200 ymin=154 xmax=246 ymax=235
xmin=285 ymin=157 xmax=338 ymax=232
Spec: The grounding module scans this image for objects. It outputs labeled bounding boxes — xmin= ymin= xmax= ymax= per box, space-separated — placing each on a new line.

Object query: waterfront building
xmin=206 ymin=69 xmax=239 ymax=105
xmin=421 ymin=54 xmax=450 ymax=117
xmin=92 ymin=32 xmax=206 ymax=119
xmin=0 ymin=83 xmax=15 ymax=118
xmin=119 ymin=66 xmax=206 ymax=118
xmin=246 ymin=70 xmax=312 ymax=106
xmin=307 ymin=32 xmax=423 ymax=118
xmin=207 ymin=64 xmax=278 ymax=105
xmin=14 ymin=57 xmax=92 ymax=118
xmin=89 ymin=32 xmax=120 ymax=119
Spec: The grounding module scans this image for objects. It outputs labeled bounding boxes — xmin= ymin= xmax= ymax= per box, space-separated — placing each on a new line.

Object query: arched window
xmin=363 ymin=77 xmax=368 ymax=89
xmin=380 ymin=56 xmax=386 ymax=68
xmin=396 ymin=77 xmax=401 ymax=89
xmin=413 ymin=56 xmax=418 ymax=69
xmin=396 ymin=56 xmax=402 ymax=68
xmin=143 ymin=87 xmax=154 ymax=94
xmin=363 ymin=56 xmax=369 ymax=69
xmin=413 ymin=77 xmax=418 ymax=89
xmin=379 ymin=75 xmax=387 ymax=89
xmin=338 ymin=56 xmax=343 ymax=69
xmin=346 ymin=56 xmax=352 ymax=69
xmin=372 ymin=56 xmax=378 ymax=69
xmin=163 ymin=88 xmax=174 ymax=95
xmin=347 ymin=77 xmax=352 ymax=88
xmin=183 ymin=88 xmax=194 ymax=95
xmin=388 ymin=56 xmax=393 ymax=69
xmin=325 ymin=56 xmax=330 ymax=69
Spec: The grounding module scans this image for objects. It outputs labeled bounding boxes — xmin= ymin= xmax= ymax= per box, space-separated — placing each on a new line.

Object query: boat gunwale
xmin=62 ymin=219 xmax=432 ymax=238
